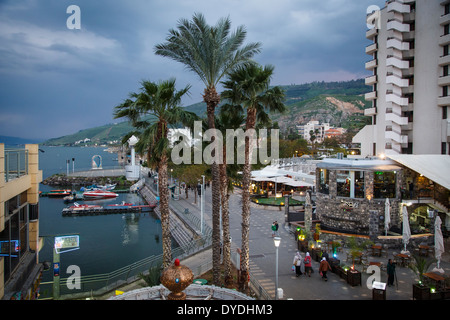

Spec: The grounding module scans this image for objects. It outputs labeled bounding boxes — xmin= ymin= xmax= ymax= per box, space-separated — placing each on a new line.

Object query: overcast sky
xmin=0 ymin=0 xmax=385 ymax=140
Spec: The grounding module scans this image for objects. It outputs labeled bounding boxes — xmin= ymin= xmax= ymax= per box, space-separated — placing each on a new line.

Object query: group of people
xmin=292 ymin=251 xmax=332 ymax=281
xmin=293 ymin=251 xmax=398 ymax=285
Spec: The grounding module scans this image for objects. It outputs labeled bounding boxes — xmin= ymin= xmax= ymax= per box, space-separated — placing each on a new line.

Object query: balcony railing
xmin=4 ymin=148 xmax=28 ymax=182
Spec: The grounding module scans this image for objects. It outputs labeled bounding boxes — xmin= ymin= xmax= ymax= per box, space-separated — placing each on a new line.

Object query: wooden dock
xmin=62 ymin=204 xmax=156 ymax=216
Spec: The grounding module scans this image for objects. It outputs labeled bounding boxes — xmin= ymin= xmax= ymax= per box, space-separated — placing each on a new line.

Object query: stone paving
xmin=171 ymin=185 xmax=450 ymax=300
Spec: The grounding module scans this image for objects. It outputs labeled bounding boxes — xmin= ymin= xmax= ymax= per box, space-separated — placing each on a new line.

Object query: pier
xmin=61 ymin=203 xmax=156 ymax=216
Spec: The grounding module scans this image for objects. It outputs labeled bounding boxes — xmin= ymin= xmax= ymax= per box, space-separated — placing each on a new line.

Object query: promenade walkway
xmin=158 ymin=185 xmax=450 ymax=300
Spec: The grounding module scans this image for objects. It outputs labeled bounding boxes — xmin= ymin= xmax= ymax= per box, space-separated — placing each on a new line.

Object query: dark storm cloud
xmin=0 ymin=0 xmax=386 ymax=140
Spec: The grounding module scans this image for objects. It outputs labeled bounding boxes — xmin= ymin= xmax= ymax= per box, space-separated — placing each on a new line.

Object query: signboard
xmin=54 ymin=235 xmax=80 ymax=254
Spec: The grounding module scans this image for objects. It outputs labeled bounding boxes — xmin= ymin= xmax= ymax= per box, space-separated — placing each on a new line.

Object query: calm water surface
xmin=37 ymin=146 xmax=163 ymax=279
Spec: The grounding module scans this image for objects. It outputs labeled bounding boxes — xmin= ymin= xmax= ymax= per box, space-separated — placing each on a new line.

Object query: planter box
xmin=412 ymin=284 xmax=430 ymax=300
xmin=347 ymin=270 xmax=362 ymax=286
xmin=297 ymin=240 xmax=309 ymax=252
xmin=329 ymin=258 xmax=340 ymax=273
xmin=311 ymin=248 xmax=321 ymax=262
xmin=334 ymin=266 xmax=348 ymax=280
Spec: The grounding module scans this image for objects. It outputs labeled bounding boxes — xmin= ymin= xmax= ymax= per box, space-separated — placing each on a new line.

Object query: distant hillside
xmin=43 ymin=79 xmax=370 ymax=146
xmin=0 ymin=135 xmax=43 ymax=146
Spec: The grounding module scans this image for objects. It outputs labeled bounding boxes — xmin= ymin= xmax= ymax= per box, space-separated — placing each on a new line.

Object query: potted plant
xmin=409 ymin=254 xmax=436 ymax=300
xmin=313 ymin=223 xmax=321 ymax=241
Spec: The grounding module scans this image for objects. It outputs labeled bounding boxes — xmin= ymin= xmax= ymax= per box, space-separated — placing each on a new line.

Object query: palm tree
xmin=221 ymin=63 xmax=286 ymax=291
xmin=113 ymin=79 xmax=197 ymax=268
xmin=154 ymin=13 xmax=261 ymax=284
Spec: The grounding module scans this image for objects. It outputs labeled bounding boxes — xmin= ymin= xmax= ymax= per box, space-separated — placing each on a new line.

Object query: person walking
xmin=304 ymin=252 xmax=312 ymax=277
xmin=293 ymin=251 xmax=303 ymax=277
xmin=387 ymin=259 xmax=396 ymax=287
xmin=274 ymin=221 xmax=279 ymax=236
xmin=319 ymin=257 xmax=332 ymax=281
xmin=271 ymin=222 xmax=276 ymax=237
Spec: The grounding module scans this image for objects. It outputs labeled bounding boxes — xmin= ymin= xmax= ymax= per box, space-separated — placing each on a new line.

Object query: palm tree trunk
xmin=158 ymin=154 xmax=171 ymax=268
xmin=239 ymin=107 xmax=257 ymax=292
xmin=220 ymin=147 xmax=232 ymax=286
xmin=203 ymin=87 xmax=222 ymax=286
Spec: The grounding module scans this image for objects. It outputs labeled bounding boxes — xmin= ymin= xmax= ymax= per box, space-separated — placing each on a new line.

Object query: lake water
xmin=37 ymin=146 xmax=163 ymax=289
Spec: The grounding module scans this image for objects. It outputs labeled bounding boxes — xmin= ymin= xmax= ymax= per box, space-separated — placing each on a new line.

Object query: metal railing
xmin=4 ymin=148 xmax=28 ymax=182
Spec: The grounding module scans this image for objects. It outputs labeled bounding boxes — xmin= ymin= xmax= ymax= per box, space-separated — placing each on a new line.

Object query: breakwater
xmin=41 ymin=173 xmax=134 ymax=189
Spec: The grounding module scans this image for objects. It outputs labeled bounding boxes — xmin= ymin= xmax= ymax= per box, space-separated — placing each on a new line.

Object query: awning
xmin=387 ymin=154 xmax=450 ymax=190
xmin=284 ymin=180 xmax=314 ymax=187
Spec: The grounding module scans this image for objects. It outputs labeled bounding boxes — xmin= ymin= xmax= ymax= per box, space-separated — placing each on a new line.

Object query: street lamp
xmin=274 ymin=236 xmax=281 ymax=300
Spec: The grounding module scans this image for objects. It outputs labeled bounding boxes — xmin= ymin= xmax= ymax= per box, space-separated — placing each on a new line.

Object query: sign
xmin=372 ymin=281 xmax=386 ymax=290
xmin=54 ymin=262 xmax=60 ymax=277
xmin=54 ymin=235 xmax=80 ymax=254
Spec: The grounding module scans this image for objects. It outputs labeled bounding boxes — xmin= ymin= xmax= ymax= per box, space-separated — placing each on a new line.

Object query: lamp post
xmin=274 ymin=236 xmax=281 ymax=300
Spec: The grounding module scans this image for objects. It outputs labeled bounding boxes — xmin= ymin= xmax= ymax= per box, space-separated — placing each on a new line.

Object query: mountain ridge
xmin=42 ymin=79 xmax=370 ymax=146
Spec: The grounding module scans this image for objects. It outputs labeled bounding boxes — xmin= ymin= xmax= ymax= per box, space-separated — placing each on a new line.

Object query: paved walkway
xmin=170 ymin=185 xmax=450 ymax=300
xmin=103 ymin=182 xmax=450 ymax=300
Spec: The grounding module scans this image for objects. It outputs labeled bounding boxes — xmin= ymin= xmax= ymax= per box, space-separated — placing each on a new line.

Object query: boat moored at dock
xmin=83 ymin=190 xmax=119 ymax=199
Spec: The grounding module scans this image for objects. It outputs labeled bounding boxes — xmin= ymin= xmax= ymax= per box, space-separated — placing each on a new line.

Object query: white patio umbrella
xmin=384 ymin=198 xmax=391 ymax=236
xmin=433 ymin=216 xmax=445 ymax=274
xmin=401 ymin=205 xmax=411 ymax=254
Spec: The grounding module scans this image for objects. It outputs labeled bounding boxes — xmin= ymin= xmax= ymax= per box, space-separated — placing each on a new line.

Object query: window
xmin=354 ymin=171 xmax=365 ymax=198
xmin=442 ymin=142 xmax=448 ymax=155
xmin=374 ymin=171 xmax=396 ymax=198
xmin=337 ymin=170 xmax=351 ymax=197
xmin=319 ymin=169 xmax=329 ymax=194
xmin=444 ymin=106 xmax=448 ymax=120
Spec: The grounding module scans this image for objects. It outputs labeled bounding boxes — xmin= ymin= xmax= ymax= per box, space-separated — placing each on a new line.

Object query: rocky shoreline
xmin=41 ymin=174 xmax=135 ymax=189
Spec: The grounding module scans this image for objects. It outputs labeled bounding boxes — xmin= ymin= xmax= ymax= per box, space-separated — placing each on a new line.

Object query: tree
xmin=155 ymin=13 xmax=261 ymax=285
xmin=221 ymin=63 xmax=286 ymax=291
xmin=113 ymin=79 xmax=197 ymax=268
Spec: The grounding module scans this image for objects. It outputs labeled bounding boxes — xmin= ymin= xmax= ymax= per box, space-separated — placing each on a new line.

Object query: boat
xmin=97 ymin=183 xmax=117 ymax=190
xmin=83 ymin=190 xmax=119 ymax=199
xmin=47 ymin=189 xmax=72 ymax=197
xmin=62 ymin=201 xmax=157 ymax=216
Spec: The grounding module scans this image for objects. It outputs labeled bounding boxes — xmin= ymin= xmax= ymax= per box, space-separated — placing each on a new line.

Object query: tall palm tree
xmin=154 ymin=13 xmax=261 ymax=284
xmin=221 ymin=63 xmax=286 ymax=291
xmin=113 ymin=79 xmax=197 ymax=268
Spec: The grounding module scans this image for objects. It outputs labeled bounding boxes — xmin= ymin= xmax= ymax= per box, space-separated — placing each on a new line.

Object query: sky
xmin=0 ymin=0 xmax=386 ymax=140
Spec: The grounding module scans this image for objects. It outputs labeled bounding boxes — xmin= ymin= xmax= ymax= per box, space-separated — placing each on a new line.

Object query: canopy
xmin=284 ymin=180 xmax=314 ymax=187
xmin=387 ymin=154 xmax=450 ymax=190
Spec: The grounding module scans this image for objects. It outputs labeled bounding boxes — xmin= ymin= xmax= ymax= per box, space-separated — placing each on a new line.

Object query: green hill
xmin=42 ymin=79 xmax=370 ymax=146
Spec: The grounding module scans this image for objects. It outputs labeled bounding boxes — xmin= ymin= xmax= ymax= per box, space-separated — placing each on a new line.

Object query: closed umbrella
xmin=433 ymin=216 xmax=445 ymax=274
xmin=401 ymin=205 xmax=411 ymax=254
xmin=384 ymin=198 xmax=391 ymax=236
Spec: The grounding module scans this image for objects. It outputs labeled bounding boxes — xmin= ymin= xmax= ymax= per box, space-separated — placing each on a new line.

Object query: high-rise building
xmin=353 ymin=0 xmax=450 ymax=156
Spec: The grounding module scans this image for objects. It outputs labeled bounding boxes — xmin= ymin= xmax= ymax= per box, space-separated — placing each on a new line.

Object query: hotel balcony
xmin=386 ymin=93 xmax=409 ymax=106
xmin=403 ymin=30 xmax=415 ymax=41
xmin=439 ymin=33 xmax=450 ymax=47
xmin=385 ymin=130 xmax=408 ymax=145
xmin=387 ymin=19 xmax=410 ymax=33
xmin=402 ymin=84 xmax=414 ymax=95
xmin=365 ymin=58 xmax=377 ymax=70
xmin=386 ymin=75 xmax=409 ymax=87
xmin=438 ymin=75 xmax=450 ymax=87
xmin=365 ymin=43 xmax=377 ymax=54
xmin=364 ymin=107 xmax=377 ymax=116
xmin=440 ymin=13 xmax=450 ymax=26
xmin=386 ymin=56 xmax=409 ymax=69
xmin=366 ymin=27 xmax=378 ymax=40
xmin=385 ymin=111 xmax=409 ymax=126
xmin=365 ymin=75 xmax=377 ymax=85
xmin=437 ymin=95 xmax=450 ymax=106
xmin=387 ymin=1 xmax=410 ymax=14
xmin=387 ymin=38 xmax=410 ymax=51
xmin=402 ymin=67 xmax=414 ymax=77
xmin=438 ymin=54 xmax=450 ymax=66
xmin=365 ymin=91 xmax=377 ymax=101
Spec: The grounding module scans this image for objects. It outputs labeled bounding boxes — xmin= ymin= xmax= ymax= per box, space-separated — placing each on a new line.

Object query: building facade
xmin=354 ymin=0 xmax=450 ymax=156
xmin=0 ymin=144 xmax=43 ymax=300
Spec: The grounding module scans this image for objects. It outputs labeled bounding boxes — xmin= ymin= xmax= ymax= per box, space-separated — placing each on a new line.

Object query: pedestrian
xmin=293 ymin=251 xmax=303 ymax=277
xmin=304 ymin=252 xmax=312 ymax=277
xmin=274 ymin=221 xmax=279 ymax=236
xmin=319 ymin=257 xmax=332 ymax=281
xmin=387 ymin=259 xmax=396 ymax=287
xmin=271 ymin=222 xmax=276 ymax=237
xmin=322 ymin=250 xmax=329 ymax=262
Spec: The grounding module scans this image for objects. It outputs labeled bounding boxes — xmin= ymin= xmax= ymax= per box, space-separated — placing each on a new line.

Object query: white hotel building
xmin=353 ymin=0 xmax=450 ymax=157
